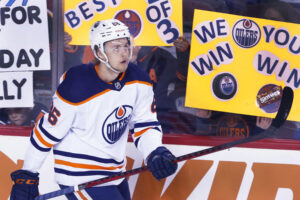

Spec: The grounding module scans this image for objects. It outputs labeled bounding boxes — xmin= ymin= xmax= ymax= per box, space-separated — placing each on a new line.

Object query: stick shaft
xmin=35 ymin=87 xmax=293 ymax=200
xmin=36 ymin=187 xmax=75 ymax=200
xmin=175 ymin=127 xmax=275 ymax=163
xmin=34 ymin=127 xmax=275 ymax=200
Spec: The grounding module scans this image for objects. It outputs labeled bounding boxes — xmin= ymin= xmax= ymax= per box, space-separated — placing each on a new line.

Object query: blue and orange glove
xmin=10 ymin=170 xmax=39 ymax=200
xmin=147 ymin=146 xmax=178 ymax=180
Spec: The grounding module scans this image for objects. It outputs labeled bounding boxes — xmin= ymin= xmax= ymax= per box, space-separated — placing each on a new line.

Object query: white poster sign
xmin=0 ymin=0 xmax=50 ymax=71
xmin=0 ymin=72 xmax=33 ymax=107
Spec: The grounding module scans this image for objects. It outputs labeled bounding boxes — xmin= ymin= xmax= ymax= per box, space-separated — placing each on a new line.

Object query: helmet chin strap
xmin=95 ymin=53 xmax=122 ymax=74
xmin=105 ymin=62 xmax=122 ymax=74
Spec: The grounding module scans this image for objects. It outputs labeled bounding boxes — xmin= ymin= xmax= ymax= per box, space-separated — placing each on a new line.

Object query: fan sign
xmin=64 ymin=0 xmax=182 ymax=46
xmin=186 ymin=10 xmax=300 ymax=121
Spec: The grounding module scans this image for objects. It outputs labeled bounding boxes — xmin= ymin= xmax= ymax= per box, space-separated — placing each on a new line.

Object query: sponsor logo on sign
xmin=256 ymin=84 xmax=282 ymax=113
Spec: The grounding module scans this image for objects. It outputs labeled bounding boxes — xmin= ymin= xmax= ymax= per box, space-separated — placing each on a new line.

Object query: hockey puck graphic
xmin=212 ymin=72 xmax=238 ymax=101
xmin=256 ymin=84 xmax=282 ymax=113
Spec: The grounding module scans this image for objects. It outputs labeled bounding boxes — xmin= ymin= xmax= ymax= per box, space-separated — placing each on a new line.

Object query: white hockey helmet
xmin=90 ymin=19 xmax=132 ymax=73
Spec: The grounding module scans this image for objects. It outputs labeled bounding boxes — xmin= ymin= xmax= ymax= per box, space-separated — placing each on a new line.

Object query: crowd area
xmin=1 ymin=0 xmax=300 ymax=139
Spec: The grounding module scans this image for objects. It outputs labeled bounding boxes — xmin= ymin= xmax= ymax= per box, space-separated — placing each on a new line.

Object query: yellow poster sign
xmin=64 ymin=0 xmax=182 ymax=46
xmin=186 ymin=10 xmax=300 ymax=121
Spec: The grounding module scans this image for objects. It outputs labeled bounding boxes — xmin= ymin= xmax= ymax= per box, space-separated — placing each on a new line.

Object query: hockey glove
xmin=10 ymin=170 xmax=39 ymax=200
xmin=147 ymin=146 xmax=178 ymax=180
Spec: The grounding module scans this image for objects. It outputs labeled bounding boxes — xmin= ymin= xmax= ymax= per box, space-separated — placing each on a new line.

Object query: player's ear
xmin=95 ymin=46 xmax=106 ymax=61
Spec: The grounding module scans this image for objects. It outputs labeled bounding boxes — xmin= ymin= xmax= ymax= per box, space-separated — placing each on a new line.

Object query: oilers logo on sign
xmin=212 ymin=72 xmax=238 ymax=101
xmin=114 ymin=10 xmax=143 ymax=38
xmin=232 ymin=19 xmax=261 ymax=48
xmin=102 ymin=105 xmax=132 ymax=144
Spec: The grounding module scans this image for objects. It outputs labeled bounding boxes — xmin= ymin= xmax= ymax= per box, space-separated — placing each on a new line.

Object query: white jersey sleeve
xmin=130 ymin=81 xmax=163 ymax=160
xmin=23 ymin=92 xmax=77 ymax=172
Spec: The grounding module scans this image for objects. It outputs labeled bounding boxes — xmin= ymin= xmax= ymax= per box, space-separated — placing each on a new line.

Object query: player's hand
xmin=10 ymin=170 xmax=39 ymax=200
xmin=256 ymin=117 xmax=273 ymax=130
xmin=173 ymin=36 xmax=190 ymax=52
xmin=147 ymin=146 xmax=178 ymax=180
xmin=196 ymin=109 xmax=212 ymax=118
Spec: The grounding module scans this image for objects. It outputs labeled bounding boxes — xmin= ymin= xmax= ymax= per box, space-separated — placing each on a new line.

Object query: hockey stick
xmin=35 ymin=86 xmax=293 ymax=200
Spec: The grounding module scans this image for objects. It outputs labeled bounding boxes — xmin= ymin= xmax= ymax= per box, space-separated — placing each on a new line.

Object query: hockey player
xmin=9 ymin=19 xmax=178 ymax=200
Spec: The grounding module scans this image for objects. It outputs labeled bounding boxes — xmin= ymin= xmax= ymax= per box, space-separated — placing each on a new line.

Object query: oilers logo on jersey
xmin=102 ymin=105 xmax=132 ymax=144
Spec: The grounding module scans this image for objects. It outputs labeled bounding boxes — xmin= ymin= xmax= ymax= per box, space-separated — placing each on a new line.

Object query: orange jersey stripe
xmin=56 ymin=81 xmax=152 ymax=106
xmin=56 ymin=89 xmax=111 ymax=106
xmin=125 ymin=80 xmax=152 ymax=87
xmin=34 ymin=126 xmax=53 ymax=148
xmin=55 ymin=159 xmax=124 ymax=170
xmin=35 ymin=112 xmax=45 ymax=123
xmin=95 ymin=66 xmax=126 ymax=82
xmin=62 ymin=72 xmax=67 ymax=81
xmin=119 ymin=71 xmax=125 ymax=80
xmin=77 ymin=191 xmax=88 ymax=200
xmin=134 ymin=127 xmax=151 ymax=138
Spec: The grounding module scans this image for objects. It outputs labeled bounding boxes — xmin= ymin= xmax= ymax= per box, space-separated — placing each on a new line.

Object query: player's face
xmin=104 ymin=38 xmax=131 ymax=72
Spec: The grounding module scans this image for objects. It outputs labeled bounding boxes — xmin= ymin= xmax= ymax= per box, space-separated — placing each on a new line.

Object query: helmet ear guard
xmin=89 ymin=19 xmax=133 ymax=73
